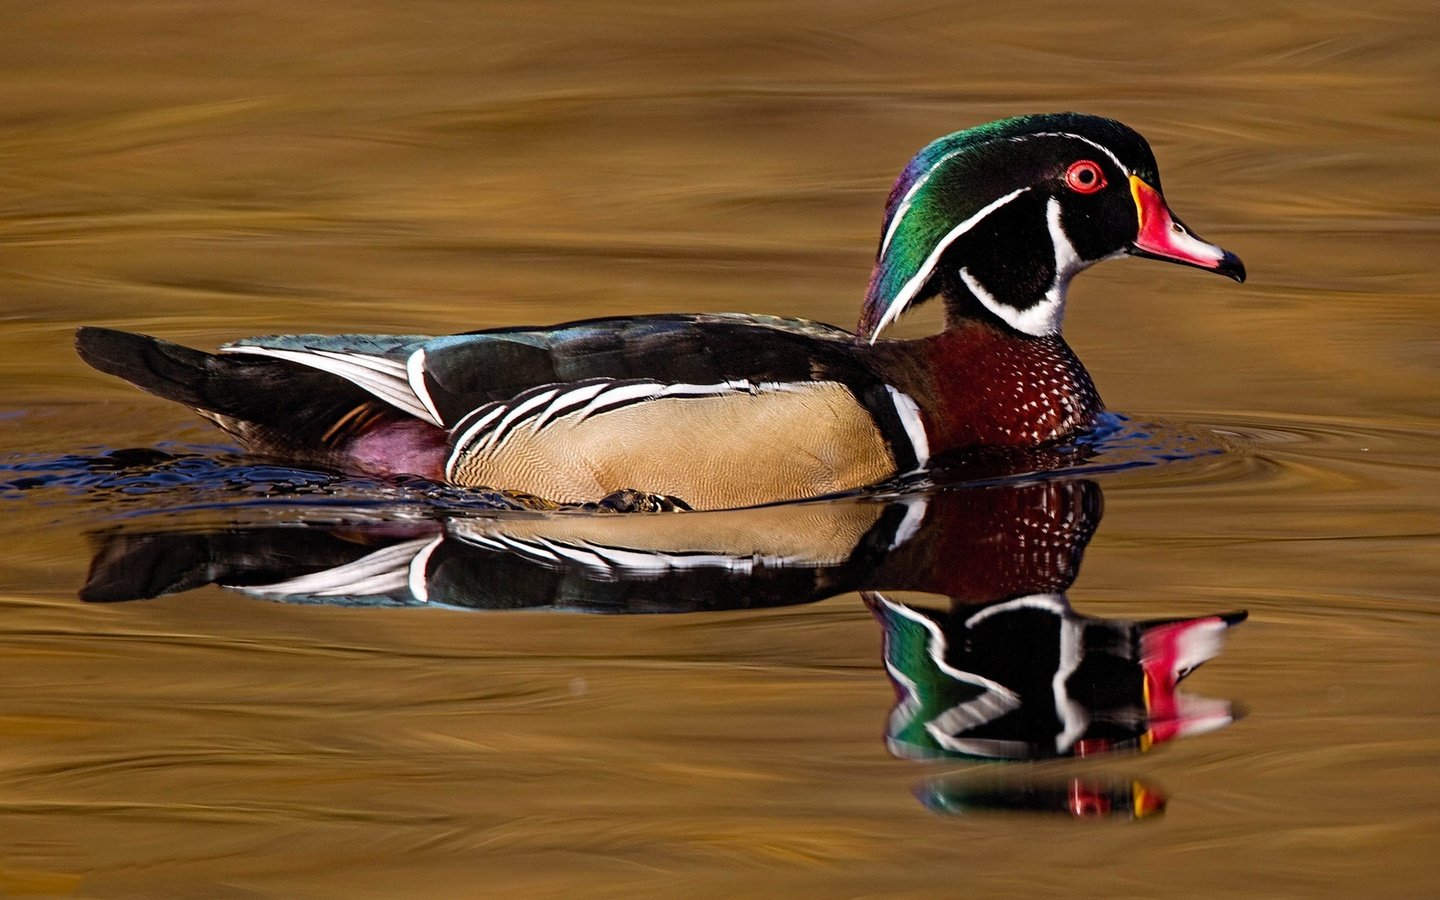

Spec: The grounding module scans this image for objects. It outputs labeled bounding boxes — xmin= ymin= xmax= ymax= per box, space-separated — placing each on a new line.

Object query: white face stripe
xmin=927 ymin=687 xmax=1023 ymax=738
xmin=874 ymin=593 xmax=1020 ymax=696
xmin=880 ymin=146 xmax=968 ymax=258
xmin=958 ymin=267 xmax=998 ymax=307
xmin=1047 ymin=194 xmax=1083 ymax=304
xmin=1052 ymin=612 xmax=1087 ymax=753
xmin=880 ymin=129 xmax=1130 ymax=259
xmin=963 ymin=592 xmax=1069 ymax=627
xmin=957 ymin=200 xmax=1079 ymax=339
xmin=1009 ymin=194 xmax=1083 ymax=336
xmin=868 ymin=186 xmax=1031 ymax=344
xmin=1021 ymin=131 xmax=1129 ymax=173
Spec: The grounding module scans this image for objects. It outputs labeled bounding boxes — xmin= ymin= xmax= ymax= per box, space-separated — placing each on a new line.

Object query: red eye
xmin=1064 ymin=160 xmax=1107 ymax=194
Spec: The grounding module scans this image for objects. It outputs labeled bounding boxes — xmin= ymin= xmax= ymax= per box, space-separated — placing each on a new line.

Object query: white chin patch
xmin=959 ymin=267 xmax=1066 ymax=337
xmin=959 ymin=195 xmax=1104 ymax=338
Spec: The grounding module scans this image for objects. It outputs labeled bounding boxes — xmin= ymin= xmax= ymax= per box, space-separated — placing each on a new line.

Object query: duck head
xmin=857 ymin=113 xmax=1245 ymax=342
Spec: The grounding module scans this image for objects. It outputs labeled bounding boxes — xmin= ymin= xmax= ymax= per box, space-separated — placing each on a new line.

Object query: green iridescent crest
xmin=866 ymin=592 xmax=1019 ymax=759
xmin=857 ymin=113 xmax=1160 ymax=341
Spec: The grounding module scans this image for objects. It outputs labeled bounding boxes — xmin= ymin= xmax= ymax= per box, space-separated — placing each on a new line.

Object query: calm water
xmin=2 ymin=2 xmax=1438 ymax=896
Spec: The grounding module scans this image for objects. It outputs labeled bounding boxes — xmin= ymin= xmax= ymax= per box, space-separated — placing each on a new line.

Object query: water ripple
xmin=4 ymin=407 xmax=1431 ymax=528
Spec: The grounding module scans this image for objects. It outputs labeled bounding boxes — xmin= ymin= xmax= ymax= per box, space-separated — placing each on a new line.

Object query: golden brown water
xmin=2 ymin=1 xmax=1439 ymax=896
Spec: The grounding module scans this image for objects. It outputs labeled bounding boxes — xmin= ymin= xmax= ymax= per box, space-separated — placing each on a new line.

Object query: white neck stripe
xmin=1046 ymin=194 xmax=1082 ymax=304
xmin=964 ymin=593 xmax=1069 ymax=627
xmin=960 ymin=265 xmax=1065 ymax=337
xmin=868 ymin=186 xmax=1031 ymax=343
xmin=879 ymin=594 xmax=1020 ymax=695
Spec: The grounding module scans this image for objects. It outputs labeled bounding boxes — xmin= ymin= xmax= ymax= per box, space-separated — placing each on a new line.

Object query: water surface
xmin=1 ymin=2 xmax=1438 ymax=897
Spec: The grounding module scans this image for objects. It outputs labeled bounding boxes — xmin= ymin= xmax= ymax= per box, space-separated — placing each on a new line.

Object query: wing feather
xmin=221 ymin=344 xmax=442 ymax=426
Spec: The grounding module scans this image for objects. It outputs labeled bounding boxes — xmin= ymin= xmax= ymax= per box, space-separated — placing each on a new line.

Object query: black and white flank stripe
xmin=445 ymin=377 xmax=818 ymax=480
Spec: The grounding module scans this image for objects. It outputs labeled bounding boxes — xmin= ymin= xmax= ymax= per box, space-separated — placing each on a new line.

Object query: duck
xmin=76 ymin=113 xmax=1244 ymax=511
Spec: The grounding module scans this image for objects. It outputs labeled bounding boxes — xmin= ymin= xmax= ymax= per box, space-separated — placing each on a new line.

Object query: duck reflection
xmin=81 ymin=479 xmax=1099 ymax=611
xmin=917 ymin=777 xmax=1166 ymax=820
xmin=80 ymin=477 xmax=1244 ymax=818
xmin=869 ymin=591 xmax=1243 ymax=762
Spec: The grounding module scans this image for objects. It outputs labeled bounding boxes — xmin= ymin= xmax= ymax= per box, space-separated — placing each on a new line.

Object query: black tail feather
xmin=75 ymin=326 xmax=381 ymax=449
xmin=76 ymin=326 xmax=222 ymax=410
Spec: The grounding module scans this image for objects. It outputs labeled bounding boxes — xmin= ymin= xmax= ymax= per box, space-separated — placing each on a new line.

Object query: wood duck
xmin=866 ymin=592 xmax=1245 ymax=761
xmin=76 ymin=113 xmax=1244 ymax=511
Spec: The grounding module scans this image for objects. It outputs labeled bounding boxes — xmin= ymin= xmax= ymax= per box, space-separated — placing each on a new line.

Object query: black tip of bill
xmin=1217 ymin=251 xmax=1246 ymax=283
